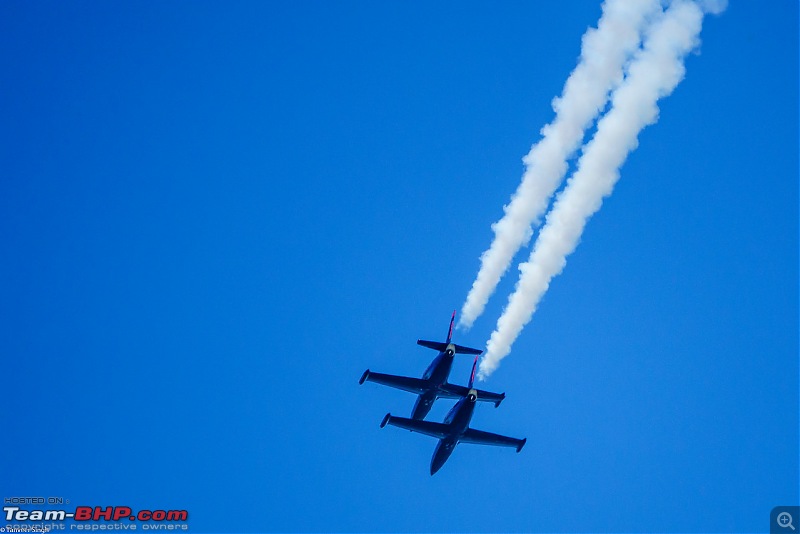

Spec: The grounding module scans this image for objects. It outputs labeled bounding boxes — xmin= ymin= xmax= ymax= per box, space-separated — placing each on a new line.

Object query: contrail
xmin=459 ymin=0 xmax=662 ymax=330
xmin=480 ymin=0 xmax=722 ymax=379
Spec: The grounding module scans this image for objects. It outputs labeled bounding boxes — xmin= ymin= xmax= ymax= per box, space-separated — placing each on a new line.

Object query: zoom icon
xmin=772 ymin=507 xmax=800 ymax=533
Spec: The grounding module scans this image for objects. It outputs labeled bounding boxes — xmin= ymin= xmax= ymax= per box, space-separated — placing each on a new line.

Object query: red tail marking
xmin=447 ymin=310 xmax=456 ymax=343
xmin=469 ymin=355 xmax=478 ymax=388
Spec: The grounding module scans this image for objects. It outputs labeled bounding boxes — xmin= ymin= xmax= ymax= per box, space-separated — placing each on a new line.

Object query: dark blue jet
xmin=380 ymin=355 xmax=526 ymax=475
xmin=359 ymin=311 xmax=505 ymax=420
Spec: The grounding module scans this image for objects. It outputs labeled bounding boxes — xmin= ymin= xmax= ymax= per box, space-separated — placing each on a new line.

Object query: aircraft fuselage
xmin=421 ymin=345 xmax=456 ymax=382
xmin=430 ymin=394 xmax=477 ymax=474
xmin=412 ymin=346 xmax=456 ymax=419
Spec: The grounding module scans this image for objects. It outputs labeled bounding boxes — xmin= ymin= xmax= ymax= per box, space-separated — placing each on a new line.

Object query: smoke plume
xmin=480 ymin=0 xmax=717 ymax=379
xmin=459 ymin=0 xmax=662 ymax=329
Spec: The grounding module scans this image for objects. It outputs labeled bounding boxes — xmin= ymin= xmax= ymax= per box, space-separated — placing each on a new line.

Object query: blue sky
xmin=2 ymin=2 xmax=797 ymax=533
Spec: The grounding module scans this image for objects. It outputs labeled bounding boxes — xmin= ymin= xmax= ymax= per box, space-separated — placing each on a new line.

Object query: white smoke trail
xmin=459 ymin=0 xmax=662 ymax=330
xmin=480 ymin=0 xmax=719 ymax=379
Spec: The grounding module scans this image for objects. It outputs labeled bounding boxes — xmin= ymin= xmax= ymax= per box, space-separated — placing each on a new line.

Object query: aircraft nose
xmin=430 ymin=442 xmax=453 ymax=475
xmin=430 ymin=461 xmax=443 ymax=476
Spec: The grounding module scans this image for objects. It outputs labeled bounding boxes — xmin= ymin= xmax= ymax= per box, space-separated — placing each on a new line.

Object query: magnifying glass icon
xmin=778 ymin=512 xmax=795 ymax=530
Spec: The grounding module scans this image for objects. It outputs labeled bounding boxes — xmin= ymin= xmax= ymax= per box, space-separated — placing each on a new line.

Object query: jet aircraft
xmin=359 ymin=311 xmax=505 ymax=420
xmin=380 ymin=355 xmax=526 ymax=475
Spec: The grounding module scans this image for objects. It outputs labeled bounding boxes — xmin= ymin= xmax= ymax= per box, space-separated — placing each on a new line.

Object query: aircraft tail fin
xmin=416 ymin=310 xmax=482 ymax=354
xmin=416 ymin=340 xmax=483 ymax=355
xmin=446 ymin=310 xmax=455 ymax=344
xmin=417 ymin=340 xmax=448 ymax=352
xmin=468 ymin=355 xmax=478 ymax=389
xmin=452 ymin=343 xmax=482 ymax=355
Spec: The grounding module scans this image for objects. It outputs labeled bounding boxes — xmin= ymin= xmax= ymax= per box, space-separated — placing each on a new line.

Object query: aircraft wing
xmin=460 ymin=428 xmax=526 ymax=452
xmin=438 ymin=383 xmax=506 ymax=406
xmin=381 ymin=414 xmax=450 ymax=440
xmin=359 ymin=370 xmax=428 ymax=395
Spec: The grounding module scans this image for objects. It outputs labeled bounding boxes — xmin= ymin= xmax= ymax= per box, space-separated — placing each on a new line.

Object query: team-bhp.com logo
xmin=4 ymin=505 xmax=188 ymax=531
